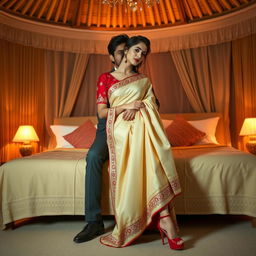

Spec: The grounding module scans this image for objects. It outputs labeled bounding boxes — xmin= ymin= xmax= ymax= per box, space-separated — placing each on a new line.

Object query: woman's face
xmin=126 ymin=42 xmax=148 ymax=67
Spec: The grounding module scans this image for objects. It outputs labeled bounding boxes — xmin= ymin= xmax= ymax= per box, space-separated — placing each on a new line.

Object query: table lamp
xmin=12 ymin=125 xmax=39 ymax=156
xmin=239 ymin=118 xmax=256 ymax=155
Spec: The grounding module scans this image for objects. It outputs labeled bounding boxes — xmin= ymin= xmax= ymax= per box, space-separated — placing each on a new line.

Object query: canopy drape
xmin=0 ymin=4 xmax=256 ymax=53
xmin=170 ymin=42 xmax=231 ymax=144
xmin=44 ymin=51 xmax=89 ymax=147
xmin=0 ymin=40 xmax=45 ymax=161
xmin=230 ymin=34 xmax=256 ymax=150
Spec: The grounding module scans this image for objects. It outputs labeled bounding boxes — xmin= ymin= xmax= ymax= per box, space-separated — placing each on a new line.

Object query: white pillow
xmin=50 ymin=125 xmax=78 ymax=148
xmin=188 ymin=117 xmax=220 ymax=144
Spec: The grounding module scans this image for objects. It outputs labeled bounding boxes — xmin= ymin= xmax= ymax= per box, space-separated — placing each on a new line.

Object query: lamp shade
xmin=12 ymin=125 xmax=39 ymax=143
xmin=239 ymin=118 xmax=256 ymax=136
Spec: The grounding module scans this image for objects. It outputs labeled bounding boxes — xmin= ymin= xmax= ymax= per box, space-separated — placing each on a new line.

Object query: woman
xmin=96 ymin=36 xmax=184 ymax=249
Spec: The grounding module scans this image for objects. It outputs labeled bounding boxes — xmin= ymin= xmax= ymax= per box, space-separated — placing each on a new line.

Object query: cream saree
xmin=100 ymin=74 xmax=181 ymax=247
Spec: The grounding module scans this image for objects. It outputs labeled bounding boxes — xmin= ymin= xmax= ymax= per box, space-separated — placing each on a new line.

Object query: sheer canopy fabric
xmin=0 ymin=40 xmax=45 ymax=162
xmin=0 ymin=4 xmax=256 ymax=53
xmin=230 ymin=34 xmax=256 ymax=150
xmin=171 ymin=42 xmax=232 ymax=144
xmin=44 ymin=51 xmax=89 ymax=148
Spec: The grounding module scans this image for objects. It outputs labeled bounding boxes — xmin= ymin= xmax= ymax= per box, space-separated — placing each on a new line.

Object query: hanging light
xmin=102 ymin=0 xmax=160 ymax=11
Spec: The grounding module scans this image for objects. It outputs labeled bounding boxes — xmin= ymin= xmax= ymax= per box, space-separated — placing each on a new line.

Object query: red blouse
xmin=96 ymin=72 xmax=119 ymax=104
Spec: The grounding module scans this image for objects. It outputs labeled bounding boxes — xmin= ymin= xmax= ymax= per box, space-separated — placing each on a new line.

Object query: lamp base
xmin=246 ymin=141 xmax=256 ymax=155
xmin=19 ymin=144 xmax=33 ymax=157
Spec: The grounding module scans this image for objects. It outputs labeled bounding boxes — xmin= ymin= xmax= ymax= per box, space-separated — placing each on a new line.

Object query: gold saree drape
xmin=100 ymin=74 xmax=181 ymax=247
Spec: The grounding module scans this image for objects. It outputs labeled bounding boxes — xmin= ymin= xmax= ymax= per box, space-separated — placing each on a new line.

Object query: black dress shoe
xmin=73 ymin=222 xmax=105 ymax=243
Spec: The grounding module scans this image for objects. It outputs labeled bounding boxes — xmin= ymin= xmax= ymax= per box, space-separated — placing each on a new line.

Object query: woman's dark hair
xmin=125 ymin=35 xmax=151 ymax=56
xmin=107 ymin=34 xmax=129 ymax=56
xmin=125 ymin=35 xmax=151 ymax=72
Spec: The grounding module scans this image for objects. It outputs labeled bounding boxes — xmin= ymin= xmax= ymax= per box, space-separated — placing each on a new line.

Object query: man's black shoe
xmin=73 ymin=222 xmax=105 ymax=243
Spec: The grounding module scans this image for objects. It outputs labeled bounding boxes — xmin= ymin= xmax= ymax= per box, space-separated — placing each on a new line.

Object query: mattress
xmin=1 ymin=145 xmax=256 ymax=229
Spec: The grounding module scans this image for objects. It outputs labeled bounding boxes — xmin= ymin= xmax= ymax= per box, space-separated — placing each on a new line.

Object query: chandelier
xmin=102 ymin=1 xmax=160 ymax=11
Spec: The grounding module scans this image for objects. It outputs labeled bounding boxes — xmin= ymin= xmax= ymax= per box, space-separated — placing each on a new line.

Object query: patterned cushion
xmin=165 ymin=116 xmax=206 ymax=146
xmin=63 ymin=120 xmax=96 ymax=148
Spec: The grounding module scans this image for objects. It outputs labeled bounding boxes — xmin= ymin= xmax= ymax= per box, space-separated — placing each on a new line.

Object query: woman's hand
xmin=123 ymin=109 xmax=137 ymax=121
xmin=125 ymin=101 xmax=145 ymax=110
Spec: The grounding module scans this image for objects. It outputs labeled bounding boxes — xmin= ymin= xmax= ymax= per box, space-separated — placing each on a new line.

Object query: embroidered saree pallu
xmin=100 ymin=74 xmax=181 ymax=247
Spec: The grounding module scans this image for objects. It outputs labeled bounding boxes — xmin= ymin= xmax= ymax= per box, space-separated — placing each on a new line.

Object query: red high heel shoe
xmin=157 ymin=214 xmax=184 ymax=250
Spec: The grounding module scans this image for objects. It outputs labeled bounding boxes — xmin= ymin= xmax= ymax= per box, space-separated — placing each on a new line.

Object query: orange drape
xmin=230 ymin=34 xmax=256 ymax=150
xmin=0 ymin=40 xmax=45 ymax=162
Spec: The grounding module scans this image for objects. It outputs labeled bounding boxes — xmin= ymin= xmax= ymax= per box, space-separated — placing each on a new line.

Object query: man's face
xmin=110 ymin=43 xmax=125 ymax=67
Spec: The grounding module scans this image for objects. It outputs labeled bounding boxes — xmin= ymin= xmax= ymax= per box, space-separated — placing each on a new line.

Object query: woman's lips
xmin=134 ymin=59 xmax=140 ymax=63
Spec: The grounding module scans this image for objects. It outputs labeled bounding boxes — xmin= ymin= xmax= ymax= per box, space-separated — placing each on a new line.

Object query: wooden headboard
xmin=54 ymin=113 xmax=227 ymax=145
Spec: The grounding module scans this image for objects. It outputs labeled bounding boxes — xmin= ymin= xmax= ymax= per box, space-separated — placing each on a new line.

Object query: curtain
xmin=72 ymin=52 xmax=193 ymax=117
xmin=44 ymin=51 xmax=90 ymax=147
xmin=230 ymin=34 xmax=256 ymax=150
xmin=145 ymin=52 xmax=193 ymax=113
xmin=72 ymin=54 xmax=112 ymax=116
xmin=170 ymin=42 xmax=232 ymax=145
xmin=0 ymin=39 xmax=45 ymax=162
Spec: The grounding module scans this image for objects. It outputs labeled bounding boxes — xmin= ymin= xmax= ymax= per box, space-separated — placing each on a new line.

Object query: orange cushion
xmin=63 ymin=120 xmax=96 ymax=148
xmin=165 ymin=116 xmax=206 ymax=146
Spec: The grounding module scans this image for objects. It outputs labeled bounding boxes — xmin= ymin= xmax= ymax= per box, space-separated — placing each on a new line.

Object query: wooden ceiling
xmin=0 ymin=0 xmax=255 ymax=30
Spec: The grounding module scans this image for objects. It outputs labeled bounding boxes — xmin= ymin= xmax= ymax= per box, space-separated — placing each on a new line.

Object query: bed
xmin=1 ymin=113 xmax=256 ymax=229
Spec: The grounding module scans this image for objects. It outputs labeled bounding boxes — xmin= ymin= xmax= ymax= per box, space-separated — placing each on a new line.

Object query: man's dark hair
xmin=107 ymin=34 xmax=129 ymax=56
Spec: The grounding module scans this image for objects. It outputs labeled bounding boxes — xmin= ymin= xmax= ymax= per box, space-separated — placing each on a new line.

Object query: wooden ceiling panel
xmin=0 ymin=0 xmax=255 ymax=30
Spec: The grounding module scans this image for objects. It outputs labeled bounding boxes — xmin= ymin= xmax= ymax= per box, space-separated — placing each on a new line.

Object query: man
xmin=73 ymin=34 xmax=130 ymax=243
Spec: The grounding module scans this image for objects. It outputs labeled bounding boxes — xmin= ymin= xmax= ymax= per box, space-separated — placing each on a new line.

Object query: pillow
xmin=50 ymin=125 xmax=78 ymax=148
xmin=63 ymin=120 xmax=96 ymax=149
xmin=188 ymin=117 xmax=220 ymax=144
xmin=165 ymin=117 xmax=206 ymax=146
xmin=161 ymin=119 xmax=173 ymax=129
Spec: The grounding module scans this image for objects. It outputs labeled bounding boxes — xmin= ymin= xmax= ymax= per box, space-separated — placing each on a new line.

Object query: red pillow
xmin=63 ymin=120 xmax=96 ymax=148
xmin=165 ymin=116 xmax=206 ymax=146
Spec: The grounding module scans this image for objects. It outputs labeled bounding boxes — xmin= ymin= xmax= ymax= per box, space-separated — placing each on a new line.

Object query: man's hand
xmin=123 ymin=109 xmax=137 ymax=121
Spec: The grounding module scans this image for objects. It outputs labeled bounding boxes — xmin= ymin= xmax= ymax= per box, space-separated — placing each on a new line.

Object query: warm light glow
xmin=12 ymin=125 xmax=39 ymax=143
xmin=102 ymin=0 xmax=160 ymax=11
xmin=240 ymin=118 xmax=256 ymax=136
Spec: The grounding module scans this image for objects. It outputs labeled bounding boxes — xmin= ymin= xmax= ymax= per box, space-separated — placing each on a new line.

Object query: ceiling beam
xmin=21 ymin=0 xmax=34 ymax=15
xmin=201 ymin=0 xmax=213 ymax=15
xmin=211 ymin=0 xmax=223 ymax=13
xmin=192 ymin=0 xmax=203 ymax=18
xmin=159 ymin=0 xmax=168 ymax=24
xmin=46 ymin=0 xmax=58 ymax=21
xmin=54 ymin=0 xmax=64 ymax=22
xmin=219 ymin=0 xmax=232 ymax=10
xmin=182 ymin=0 xmax=193 ymax=20
xmin=175 ymin=0 xmax=188 ymax=23
xmin=5 ymin=0 xmax=18 ymax=9
xmin=164 ymin=0 xmax=176 ymax=24
xmin=37 ymin=0 xmax=50 ymax=19
xmin=13 ymin=0 xmax=25 ymax=12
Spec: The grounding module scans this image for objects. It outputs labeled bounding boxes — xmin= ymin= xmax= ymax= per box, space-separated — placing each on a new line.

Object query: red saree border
xmin=108 ymin=74 xmax=146 ymax=99
xmin=100 ymin=186 xmax=181 ymax=248
xmin=104 ymin=80 xmax=182 ymax=247
xmin=106 ymin=107 xmax=117 ymax=215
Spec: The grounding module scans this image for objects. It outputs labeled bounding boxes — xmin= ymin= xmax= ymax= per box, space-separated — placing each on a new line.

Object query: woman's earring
xmin=125 ymin=55 xmax=127 ymax=63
